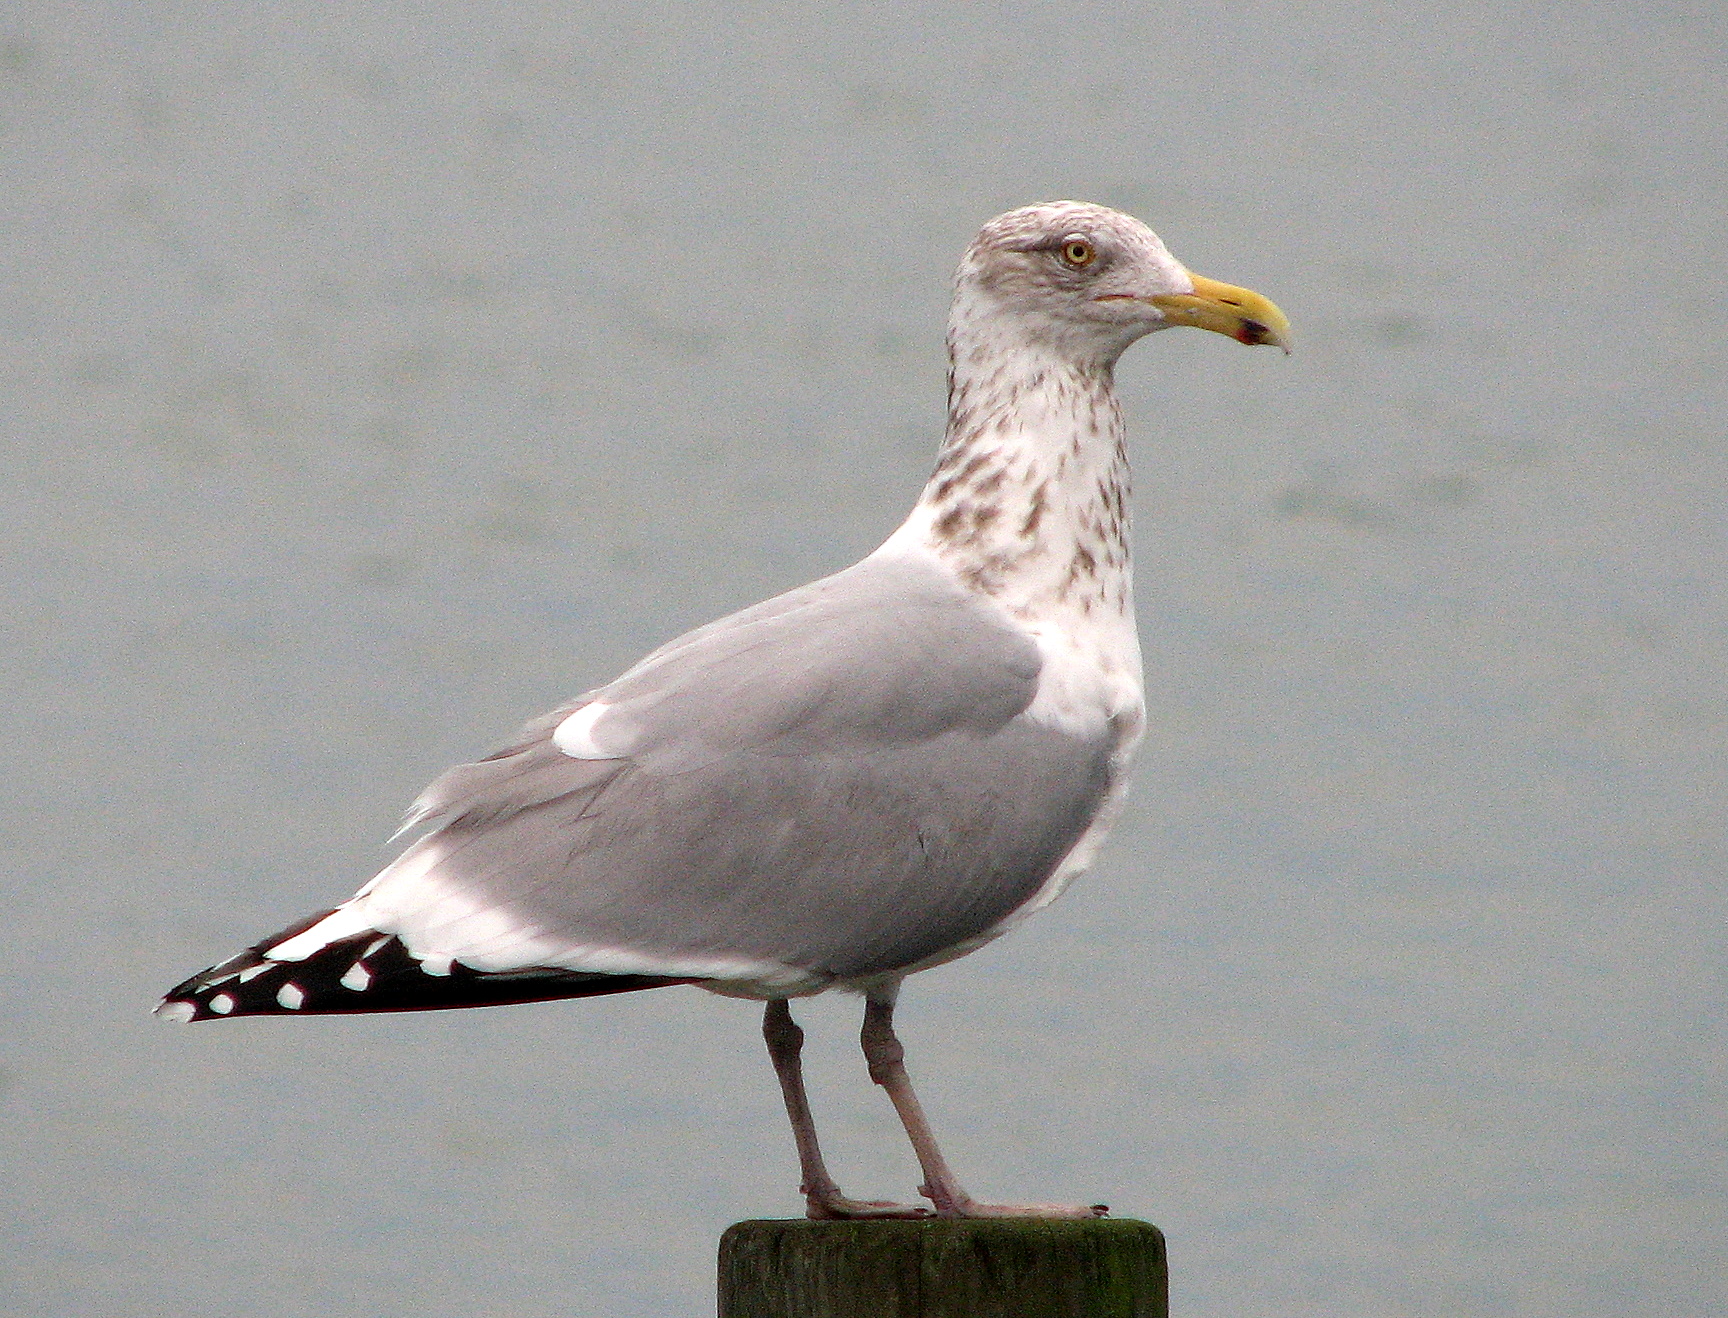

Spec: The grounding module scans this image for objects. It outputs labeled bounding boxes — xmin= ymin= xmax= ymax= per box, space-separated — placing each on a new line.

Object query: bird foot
xmin=921 ymin=1183 xmax=1109 ymax=1219
xmin=937 ymin=1201 xmax=1110 ymax=1219
xmin=804 ymin=1190 xmax=933 ymax=1220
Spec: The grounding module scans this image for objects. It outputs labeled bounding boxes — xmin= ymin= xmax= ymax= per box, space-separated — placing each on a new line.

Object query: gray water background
xmin=3 ymin=3 xmax=1724 ymax=1315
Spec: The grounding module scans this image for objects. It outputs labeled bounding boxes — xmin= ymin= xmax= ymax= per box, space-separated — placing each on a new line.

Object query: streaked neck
xmin=882 ymin=329 xmax=1133 ymax=629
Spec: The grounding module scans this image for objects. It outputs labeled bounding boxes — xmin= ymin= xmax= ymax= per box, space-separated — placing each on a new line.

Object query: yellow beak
xmin=1151 ymin=273 xmax=1291 ymax=352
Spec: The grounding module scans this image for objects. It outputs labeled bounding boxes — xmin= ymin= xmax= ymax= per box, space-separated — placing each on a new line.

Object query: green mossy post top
xmin=718 ymin=1218 xmax=1167 ymax=1318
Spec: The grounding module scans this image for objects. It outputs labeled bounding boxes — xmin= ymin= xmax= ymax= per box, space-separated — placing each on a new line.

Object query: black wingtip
xmin=157 ymin=909 xmax=342 ymax=1022
xmin=157 ymin=910 xmax=696 ymax=1021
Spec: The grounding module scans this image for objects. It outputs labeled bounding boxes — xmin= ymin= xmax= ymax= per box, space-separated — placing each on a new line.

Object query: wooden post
xmin=718 ymin=1219 xmax=1167 ymax=1318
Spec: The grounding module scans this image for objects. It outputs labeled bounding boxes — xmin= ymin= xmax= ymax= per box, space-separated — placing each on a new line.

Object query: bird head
xmin=953 ymin=201 xmax=1290 ymax=367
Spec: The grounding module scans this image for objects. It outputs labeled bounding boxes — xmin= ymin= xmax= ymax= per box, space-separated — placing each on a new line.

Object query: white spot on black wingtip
xmin=277 ymin=983 xmax=306 ymax=1010
xmin=340 ymin=962 xmax=373 ymax=992
xmin=238 ymin=962 xmax=272 ymax=983
xmin=363 ymin=936 xmax=389 ymax=957
xmin=155 ymin=1001 xmax=196 ymax=1024
xmin=209 ymin=993 xmax=236 ymax=1015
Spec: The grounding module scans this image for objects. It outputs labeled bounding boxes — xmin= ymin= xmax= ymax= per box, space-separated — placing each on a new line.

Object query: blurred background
xmin=3 ymin=3 xmax=1723 ymax=1315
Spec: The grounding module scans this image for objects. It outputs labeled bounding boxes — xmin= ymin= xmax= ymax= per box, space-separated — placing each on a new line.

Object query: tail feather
xmin=156 ymin=909 xmax=693 ymax=1022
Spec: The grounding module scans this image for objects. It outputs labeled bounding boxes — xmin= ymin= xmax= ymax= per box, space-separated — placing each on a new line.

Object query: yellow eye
xmin=1060 ymin=237 xmax=1096 ymax=268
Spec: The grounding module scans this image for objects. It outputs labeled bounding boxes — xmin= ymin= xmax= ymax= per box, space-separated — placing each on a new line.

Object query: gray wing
xmin=355 ymin=555 xmax=1113 ymax=985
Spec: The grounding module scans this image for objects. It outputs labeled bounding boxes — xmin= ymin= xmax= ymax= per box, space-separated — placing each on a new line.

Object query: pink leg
xmin=762 ymin=999 xmax=931 ymax=1220
xmin=860 ymin=993 xmax=1108 ymax=1220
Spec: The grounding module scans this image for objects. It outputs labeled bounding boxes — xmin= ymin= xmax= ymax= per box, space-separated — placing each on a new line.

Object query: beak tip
xmin=1237 ymin=319 xmax=1293 ymax=354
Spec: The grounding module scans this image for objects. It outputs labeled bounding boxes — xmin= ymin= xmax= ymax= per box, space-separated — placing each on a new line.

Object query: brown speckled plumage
xmin=923 ymin=364 xmax=1129 ymax=621
xmin=902 ymin=203 xmax=1172 ymax=634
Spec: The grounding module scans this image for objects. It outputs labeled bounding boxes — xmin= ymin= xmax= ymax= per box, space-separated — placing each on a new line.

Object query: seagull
xmin=158 ymin=201 xmax=1288 ymax=1220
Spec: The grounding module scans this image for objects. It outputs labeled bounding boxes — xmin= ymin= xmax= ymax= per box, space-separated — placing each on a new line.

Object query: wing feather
xmin=182 ymin=553 xmax=1119 ymax=1005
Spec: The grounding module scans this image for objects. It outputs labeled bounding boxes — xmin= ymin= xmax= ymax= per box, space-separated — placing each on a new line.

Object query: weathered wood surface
xmin=718 ymin=1218 xmax=1167 ymax=1318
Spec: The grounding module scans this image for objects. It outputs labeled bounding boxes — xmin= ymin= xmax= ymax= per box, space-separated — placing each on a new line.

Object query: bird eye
xmin=1059 ymin=237 xmax=1096 ymax=268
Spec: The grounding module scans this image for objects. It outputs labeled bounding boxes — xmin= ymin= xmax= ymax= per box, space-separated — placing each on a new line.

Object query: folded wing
xmin=159 ymin=554 xmax=1116 ymax=1019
